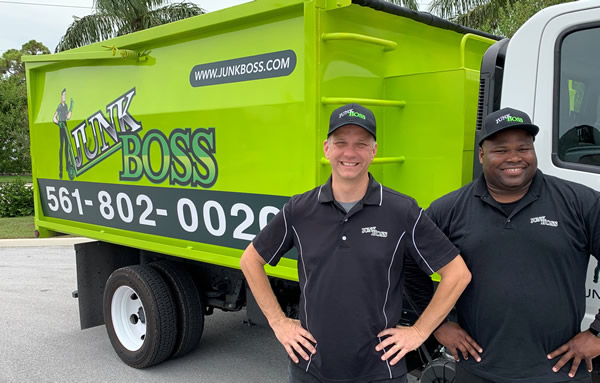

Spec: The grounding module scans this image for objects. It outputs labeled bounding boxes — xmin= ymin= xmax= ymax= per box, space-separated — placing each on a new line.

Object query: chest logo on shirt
xmin=361 ymin=226 xmax=388 ymax=238
xmin=529 ymin=216 xmax=558 ymax=227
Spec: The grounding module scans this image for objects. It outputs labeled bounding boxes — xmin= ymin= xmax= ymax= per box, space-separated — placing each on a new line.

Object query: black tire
xmin=420 ymin=358 xmax=456 ymax=383
xmin=103 ymin=265 xmax=177 ymax=368
xmin=149 ymin=261 xmax=204 ymax=358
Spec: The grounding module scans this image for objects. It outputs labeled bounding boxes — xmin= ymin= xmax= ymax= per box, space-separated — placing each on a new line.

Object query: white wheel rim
xmin=111 ymin=285 xmax=146 ymax=351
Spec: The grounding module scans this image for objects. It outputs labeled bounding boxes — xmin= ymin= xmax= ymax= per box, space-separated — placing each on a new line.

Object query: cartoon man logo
xmin=52 ymin=88 xmax=76 ymax=180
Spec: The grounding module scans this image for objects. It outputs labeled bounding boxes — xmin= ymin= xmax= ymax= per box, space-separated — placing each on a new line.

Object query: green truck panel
xmin=25 ymin=0 xmax=494 ymax=282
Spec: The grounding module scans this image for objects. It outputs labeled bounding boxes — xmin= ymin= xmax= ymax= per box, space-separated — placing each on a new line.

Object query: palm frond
xmin=56 ymin=1 xmax=205 ymax=52
xmin=145 ymin=3 xmax=205 ymax=27
xmin=94 ymin=0 xmax=166 ymax=17
xmin=56 ymin=13 xmax=124 ymax=52
xmin=428 ymin=0 xmax=489 ymax=19
xmin=453 ymin=0 xmax=512 ymax=29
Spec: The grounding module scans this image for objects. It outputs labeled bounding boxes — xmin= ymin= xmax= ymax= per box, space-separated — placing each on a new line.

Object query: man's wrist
xmin=268 ymin=313 xmax=287 ymax=327
xmin=589 ymin=327 xmax=600 ymax=337
xmin=433 ymin=318 xmax=449 ymax=334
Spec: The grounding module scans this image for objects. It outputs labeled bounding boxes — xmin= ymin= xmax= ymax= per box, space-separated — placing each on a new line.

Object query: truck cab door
xmin=527 ymin=4 xmax=600 ymax=328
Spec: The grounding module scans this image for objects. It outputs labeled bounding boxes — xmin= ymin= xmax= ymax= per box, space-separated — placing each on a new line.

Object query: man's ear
xmin=478 ymin=146 xmax=484 ymax=165
xmin=323 ymin=139 xmax=330 ymax=159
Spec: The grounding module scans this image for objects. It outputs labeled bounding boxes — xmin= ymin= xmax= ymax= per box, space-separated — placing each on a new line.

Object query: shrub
xmin=0 ymin=178 xmax=34 ymax=217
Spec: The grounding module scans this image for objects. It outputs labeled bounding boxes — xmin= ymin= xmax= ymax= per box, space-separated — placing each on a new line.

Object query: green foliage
xmin=0 ymin=179 xmax=34 ymax=217
xmin=0 ymin=40 xmax=49 ymax=174
xmin=56 ymin=1 xmax=206 ymax=52
xmin=428 ymin=0 xmax=574 ymax=34
xmin=0 ymin=40 xmax=50 ymax=77
xmin=0 ymin=75 xmax=31 ymax=173
xmin=481 ymin=0 xmax=573 ymax=37
xmin=0 ymin=175 xmax=32 ymax=183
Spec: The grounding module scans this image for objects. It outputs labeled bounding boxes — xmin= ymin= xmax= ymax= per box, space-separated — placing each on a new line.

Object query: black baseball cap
xmin=328 ymin=103 xmax=376 ymax=139
xmin=479 ymin=107 xmax=539 ymax=146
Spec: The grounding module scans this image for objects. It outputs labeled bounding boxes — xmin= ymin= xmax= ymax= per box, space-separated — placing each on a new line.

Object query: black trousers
xmin=456 ymin=363 xmax=592 ymax=383
xmin=288 ymin=361 xmax=408 ymax=383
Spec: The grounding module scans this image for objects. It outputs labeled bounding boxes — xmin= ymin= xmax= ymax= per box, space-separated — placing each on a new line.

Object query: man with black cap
xmin=240 ymin=103 xmax=471 ymax=382
xmin=426 ymin=107 xmax=600 ymax=382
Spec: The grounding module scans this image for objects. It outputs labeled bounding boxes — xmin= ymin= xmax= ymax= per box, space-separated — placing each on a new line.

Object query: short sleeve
xmin=425 ymin=197 xmax=450 ymax=235
xmin=252 ymin=200 xmax=294 ymax=266
xmin=405 ymin=201 xmax=458 ymax=275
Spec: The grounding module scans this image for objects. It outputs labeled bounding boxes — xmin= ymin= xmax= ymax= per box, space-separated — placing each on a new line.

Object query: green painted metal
xmin=25 ymin=0 xmax=493 ymax=282
xmin=321 ymin=32 xmax=398 ymax=51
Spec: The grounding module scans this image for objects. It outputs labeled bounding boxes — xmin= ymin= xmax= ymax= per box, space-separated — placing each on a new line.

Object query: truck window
xmin=556 ymin=26 xmax=600 ymax=168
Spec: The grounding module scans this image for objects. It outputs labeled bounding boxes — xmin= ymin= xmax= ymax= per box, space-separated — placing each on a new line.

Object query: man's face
xmin=324 ymin=125 xmax=377 ymax=183
xmin=61 ymin=92 xmax=66 ymax=103
xmin=479 ymin=128 xmax=537 ymax=193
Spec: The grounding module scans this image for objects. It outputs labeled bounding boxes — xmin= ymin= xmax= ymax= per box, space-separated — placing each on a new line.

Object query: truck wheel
xmin=419 ymin=358 xmax=456 ymax=383
xmin=149 ymin=261 xmax=204 ymax=358
xmin=103 ymin=265 xmax=177 ymax=368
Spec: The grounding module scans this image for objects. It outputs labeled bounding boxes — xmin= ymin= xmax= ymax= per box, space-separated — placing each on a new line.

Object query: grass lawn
xmin=0 ymin=216 xmax=35 ymax=239
xmin=0 ymin=175 xmax=32 ymax=184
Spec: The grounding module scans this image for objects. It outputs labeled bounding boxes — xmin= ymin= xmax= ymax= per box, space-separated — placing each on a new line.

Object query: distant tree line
xmin=0 ymin=40 xmax=49 ymax=174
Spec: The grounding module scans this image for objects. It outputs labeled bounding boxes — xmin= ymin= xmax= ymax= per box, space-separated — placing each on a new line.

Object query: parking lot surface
xmin=0 ymin=244 xmax=288 ymax=383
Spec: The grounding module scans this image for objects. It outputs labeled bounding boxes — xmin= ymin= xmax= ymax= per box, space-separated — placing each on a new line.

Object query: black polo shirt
xmin=427 ymin=170 xmax=600 ymax=383
xmin=253 ymin=174 xmax=458 ymax=383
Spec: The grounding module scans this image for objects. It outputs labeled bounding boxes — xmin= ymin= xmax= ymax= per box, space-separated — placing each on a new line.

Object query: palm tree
xmin=428 ymin=0 xmax=573 ymax=31
xmin=428 ymin=0 xmax=508 ymax=29
xmin=56 ymin=0 xmax=205 ymax=52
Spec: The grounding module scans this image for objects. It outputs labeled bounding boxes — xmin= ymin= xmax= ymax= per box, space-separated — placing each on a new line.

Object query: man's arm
xmin=240 ymin=243 xmax=316 ymax=363
xmin=376 ymin=254 xmax=471 ymax=365
xmin=53 ymin=111 xmax=58 ymax=124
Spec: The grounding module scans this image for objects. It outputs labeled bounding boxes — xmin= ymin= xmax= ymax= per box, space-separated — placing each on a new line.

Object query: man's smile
xmin=501 ymin=167 xmax=525 ymax=174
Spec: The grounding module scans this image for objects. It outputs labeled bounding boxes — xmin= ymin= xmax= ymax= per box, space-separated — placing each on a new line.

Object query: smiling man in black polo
xmin=428 ymin=107 xmax=600 ymax=382
xmin=240 ymin=103 xmax=471 ymax=383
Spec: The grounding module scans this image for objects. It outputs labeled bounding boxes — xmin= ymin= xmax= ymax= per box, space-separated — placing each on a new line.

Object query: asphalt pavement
xmin=0 ymin=242 xmax=288 ymax=383
xmin=0 ymin=239 xmax=419 ymax=383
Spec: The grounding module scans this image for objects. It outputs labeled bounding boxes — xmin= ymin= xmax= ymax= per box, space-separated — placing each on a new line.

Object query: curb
xmin=0 ymin=237 xmax=95 ymax=247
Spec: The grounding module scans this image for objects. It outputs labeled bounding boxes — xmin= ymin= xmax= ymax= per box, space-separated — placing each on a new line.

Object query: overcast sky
xmin=0 ymin=0 xmax=252 ymax=54
xmin=0 ymin=0 xmax=434 ymax=55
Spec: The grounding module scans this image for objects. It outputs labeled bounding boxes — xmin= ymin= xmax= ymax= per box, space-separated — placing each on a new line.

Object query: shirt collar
xmin=318 ymin=173 xmax=383 ymax=206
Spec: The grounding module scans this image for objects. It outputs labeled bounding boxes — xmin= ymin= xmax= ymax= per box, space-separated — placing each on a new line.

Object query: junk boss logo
xmin=65 ymin=87 xmax=217 ymax=188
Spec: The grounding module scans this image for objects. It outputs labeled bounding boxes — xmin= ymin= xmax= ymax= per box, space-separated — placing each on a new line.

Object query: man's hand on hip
xmin=434 ymin=321 xmax=482 ymax=362
xmin=548 ymin=330 xmax=600 ymax=378
xmin=375 ymin=325 xmax=427 ymax=366
xmin=271 ymin=317 xmax=317 ymax=364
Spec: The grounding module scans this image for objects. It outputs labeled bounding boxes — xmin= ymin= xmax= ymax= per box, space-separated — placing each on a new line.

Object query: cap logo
xmin=496 ymin=113 xmax=524 ymax=125
xmin=339 ymin=108 xmax=366 ymax=120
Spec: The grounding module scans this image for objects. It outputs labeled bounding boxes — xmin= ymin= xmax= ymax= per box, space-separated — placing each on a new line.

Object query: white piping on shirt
xmin=293 ymin=225 xmax=317 ymax=371
xmin=412 ymin=208 xmax=435 ymax=274
xmin=317 ymin=185 xmax=323 ymax=201
xmin=267 ymin=204 xmax=288 ymax=265
xmin=379 ymin=184 xmax=383 ymax=206
xmin=378 ymin=230 xmax=406 ymax=379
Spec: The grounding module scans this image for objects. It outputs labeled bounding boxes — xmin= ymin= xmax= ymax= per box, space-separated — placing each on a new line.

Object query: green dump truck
xmin=24 ymin=0 xmax=600 ymax=379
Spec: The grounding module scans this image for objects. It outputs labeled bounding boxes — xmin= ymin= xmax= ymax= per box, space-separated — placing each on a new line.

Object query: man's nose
xmin=506 ymin=150 xmax=522 ymax=161
xmin=342 ymin=146 xmax=358 ymax=156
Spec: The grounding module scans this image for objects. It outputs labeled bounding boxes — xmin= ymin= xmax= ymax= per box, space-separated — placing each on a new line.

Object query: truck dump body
xmin=25 ymin=0 xmax=494 ymax=282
